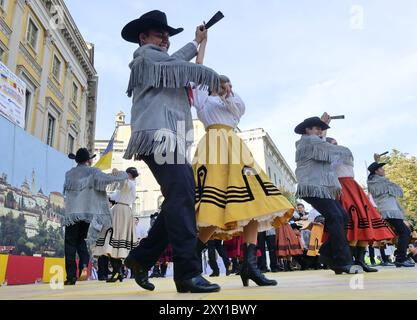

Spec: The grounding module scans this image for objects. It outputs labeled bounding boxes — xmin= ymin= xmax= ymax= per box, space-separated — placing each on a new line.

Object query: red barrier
xmin=5 ymin=256 xmax=45 ymax=285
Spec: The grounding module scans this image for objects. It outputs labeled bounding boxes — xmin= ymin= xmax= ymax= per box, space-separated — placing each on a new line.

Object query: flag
xmin=94 ymin=131 xmax=115 ymax=171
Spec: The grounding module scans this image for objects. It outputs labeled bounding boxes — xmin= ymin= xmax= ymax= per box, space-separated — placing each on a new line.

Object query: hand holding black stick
xmin=196 ymin=11 xmax=224 ymax=65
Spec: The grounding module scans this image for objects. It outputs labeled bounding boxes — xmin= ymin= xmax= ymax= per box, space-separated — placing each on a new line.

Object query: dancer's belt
xmin=115 ymin=202 xmax=130 ymax=207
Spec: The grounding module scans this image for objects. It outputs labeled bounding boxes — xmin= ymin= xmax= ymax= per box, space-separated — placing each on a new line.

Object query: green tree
xmin=382 ymin=150 xmax=417 ymax=225
xmin=0 ymin=212 xmax=27 ymax=247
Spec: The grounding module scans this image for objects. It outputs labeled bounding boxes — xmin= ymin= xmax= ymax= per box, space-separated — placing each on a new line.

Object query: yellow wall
xmin=0 ymin=32 xmax=9 ymax=48
xmin=71 ymin=74 xmax=82 ymax=113
xmin=0 ymin=254 xmax=9 ymax=285
xmin=20 ymin=7 xmax=45 ymax=67
xmin=49 ymin=45 xmax=65 ymax=90
xmin=4 ymin=0 xmax=17 ymax=27
xmin=42 ymin=257 xmax=66 ymax=284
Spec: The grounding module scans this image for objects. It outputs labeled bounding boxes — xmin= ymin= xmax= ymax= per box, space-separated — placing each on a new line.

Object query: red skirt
xmin=339 ymin=177 xmax=395 ymax=242
xmin=224 ymin=236 xmax=243 ymax=258
xmin=224 ymin=236 xmax=262 ymax=258
xmin=276 ymin=224 xmax=304 ymax=257
xmin=158 ymin=244 xmax=173 ymax=263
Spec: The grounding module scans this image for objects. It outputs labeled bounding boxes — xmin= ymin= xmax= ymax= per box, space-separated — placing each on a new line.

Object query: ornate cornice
xmin=16 ymin=64 xmax=41 ymax=88
xmin=18 ymin=42 xmax=42 ymax=76
xmin=47 ymin=77 xmax=64 ymax=102
xmin=0 ymin=16 xmax=12 ymax=38
xmin=39 ymin=0 xmax=96 ymax=78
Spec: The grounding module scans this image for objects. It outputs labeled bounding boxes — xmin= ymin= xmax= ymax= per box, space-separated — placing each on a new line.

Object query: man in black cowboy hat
xmin=63 ymin=148 xmax=128 ymax=285
xmin=121 ymin=10 xmax=220 ymax=293
xmin=294 ymin=113 xmax=363 ymax=275
xmin=367 ymin=159 xmax=415 ymax=267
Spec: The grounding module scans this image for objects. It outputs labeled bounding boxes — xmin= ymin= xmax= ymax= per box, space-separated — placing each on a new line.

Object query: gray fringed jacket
xmin=295 ymin=135 xmax=353 ymax=200
xmin=123 ymin=43 xmax=220 ymax=160
xmin=63 ymin=165 xmax=128 ymax=248
xmin=367 ymin=175 xmax=404 ymax=220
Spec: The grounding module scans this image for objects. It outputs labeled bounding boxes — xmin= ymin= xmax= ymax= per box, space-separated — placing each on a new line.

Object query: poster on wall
xmin=0 ymin=61 xmax=26 ymax=129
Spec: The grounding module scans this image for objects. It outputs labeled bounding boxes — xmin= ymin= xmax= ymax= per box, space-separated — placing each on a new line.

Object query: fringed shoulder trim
xmin=368 ymin=176 xmax=403 ymax=197
xmin=126 ymin=55 xmax=220 ymax=97
xmin=296 ymin=135 xmax=354 ymax=164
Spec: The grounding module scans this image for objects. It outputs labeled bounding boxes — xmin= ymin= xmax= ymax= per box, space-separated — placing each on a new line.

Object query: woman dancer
xmin=325 ymin=138 xmax=395 ymax=272
xmin=192 ymin=76 xmax=294 ymax=287
xmin=93 ymin=167 xmax=140 ymax=282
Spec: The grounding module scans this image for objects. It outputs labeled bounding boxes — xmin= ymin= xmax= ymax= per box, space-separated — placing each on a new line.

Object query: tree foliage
xmin=382 ymin=150 xmax=417 ymax=226
xmin=0 ymin=213 xmax=64 ymax=257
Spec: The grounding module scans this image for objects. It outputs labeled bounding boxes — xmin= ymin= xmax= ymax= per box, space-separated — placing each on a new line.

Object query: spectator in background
xmin=207 ymin=240 xmax=231 ymax=277
xmin=257 ymin=228 xmax=280 ymax=273
xmin=135 ymin=216 xmax=148 ymax=242
xmin=408 ymin=242 xmax=417 ymax=263
xmin=292 ymin=203 xmax=309 ymax=222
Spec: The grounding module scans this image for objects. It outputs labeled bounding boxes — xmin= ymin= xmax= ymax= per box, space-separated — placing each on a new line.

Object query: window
xmin=274 ymin=173 xmax=277 ymax=186
xmin=67 ymin=134 xmax=75 ymax=154
xmin=52 ymin=55 xmax=61 ymax=81
xmin=72 ymin=82 xmax=78 ymax=105
xmin=46 ymin=114 xmax=55 ymax=147
xmin=268 ymin=167 xmax=271 ymax=180
xmin=26 ymin=19 xmax=39 ymax=50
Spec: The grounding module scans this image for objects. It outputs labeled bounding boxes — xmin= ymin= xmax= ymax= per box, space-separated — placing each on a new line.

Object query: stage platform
xmin=1 ymin=267 xmax=416 ymax=300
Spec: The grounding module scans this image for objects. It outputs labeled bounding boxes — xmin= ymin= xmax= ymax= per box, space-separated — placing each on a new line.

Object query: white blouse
xmin=192 ymin=86 xmax=246 ymax=129
xmin=335 ymin=163 xmax=355 ymax=178
xmin=109 ymin=179 xmax=137 ymax=206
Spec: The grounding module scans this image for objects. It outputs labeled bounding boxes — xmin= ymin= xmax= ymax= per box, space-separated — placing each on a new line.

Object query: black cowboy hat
xmin=121 ymin=10 xmax=184 ymax=43
xmin=68 ymin=148 xmax=96 ymax=164
xmin=294 ymin=117 xmax=330 ymax=135
xmin=368 ymin=162 xmax=386 ymax=174
xmin=126 ymin=167 xmax=139 ymax=179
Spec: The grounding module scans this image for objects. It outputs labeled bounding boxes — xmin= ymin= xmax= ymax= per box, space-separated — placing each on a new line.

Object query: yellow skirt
xmin=307 ymin=224 xmax=324 ymax=257
xmin=193 ymin=125 xmax=294 ymax=239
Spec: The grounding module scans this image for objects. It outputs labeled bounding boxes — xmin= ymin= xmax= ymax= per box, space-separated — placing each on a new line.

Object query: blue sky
xmin=65 ymin=0 xmax=417 ymax=185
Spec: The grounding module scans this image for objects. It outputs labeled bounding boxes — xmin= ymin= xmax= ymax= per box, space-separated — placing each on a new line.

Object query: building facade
xmin=0 ymin=0 xmax=98 ymax=154
xmin=94 ymin=114 xmax=297 ymax=217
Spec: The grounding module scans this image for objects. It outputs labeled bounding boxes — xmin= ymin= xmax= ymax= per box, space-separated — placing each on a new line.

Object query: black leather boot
xmin=355 ymin=247 xmax=378 ymax=272
xmin=124 ymin=256 xmax=155 ymax=291
xmin=240 ymin=244 xmax=277 ymax=287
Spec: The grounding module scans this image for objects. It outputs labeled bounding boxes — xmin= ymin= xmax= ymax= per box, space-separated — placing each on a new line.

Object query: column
xmin=78 ymin=87 xmax=87 ymax=149
xmin=58 ymin=62 xmax=72 ymax=152
xmin=6 ymin=0 xmax=26 ymax=71
xmin=33 ymin=32 xmax=52 ymax=139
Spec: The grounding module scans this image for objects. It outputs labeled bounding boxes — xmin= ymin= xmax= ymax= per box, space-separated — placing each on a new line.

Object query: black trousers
xmin=207 ymin=240 xmax=230 ymax=272
xmin=303 ymin=197 xmax=352 ymax=266
xmin=65 ymin=221 xmax=90 ymax=281
xmin=386 ymin=219 xmax=411 ymax=262
xmin=97 ymin=255 xmax=109 ymax=279
xmin=257 ymin=232 xmax=278 ymax=270
xmin=128 ymin=155 xmax=200 ymax=281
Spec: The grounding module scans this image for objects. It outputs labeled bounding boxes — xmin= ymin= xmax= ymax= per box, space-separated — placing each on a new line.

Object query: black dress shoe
xmin=64 ymin=279 xmax=76 ymax=286
xmin=333 ymin=264 xmax=363 ymax=275
xmin=175 ymin=275 xmax=221 ymax=293
xmin=395 ymin=260 xmax=415 ymax=268
xmin=124 ymin=256 xmax=155 ymax=291
xmin=209 ymin=271 xmax=220 ymax=277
